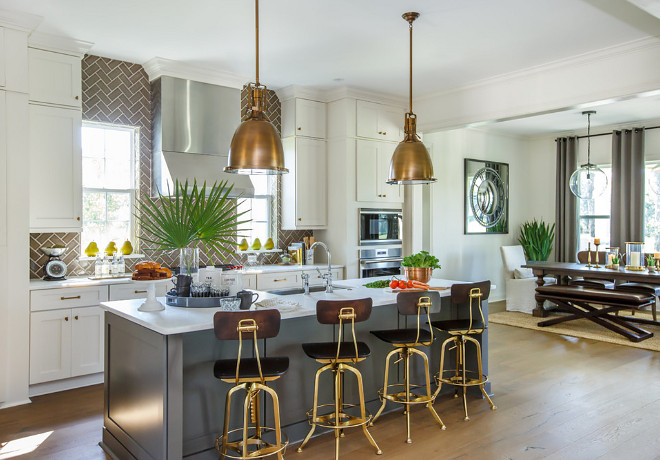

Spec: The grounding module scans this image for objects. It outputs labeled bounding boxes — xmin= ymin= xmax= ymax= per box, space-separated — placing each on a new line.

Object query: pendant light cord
xmin=409 ymin=20 xmax=413 ymax=114
xmin=255 ymin=0 xmax=260 ymax=86
xmin=587 ymin=112 xmax=591 ymax=170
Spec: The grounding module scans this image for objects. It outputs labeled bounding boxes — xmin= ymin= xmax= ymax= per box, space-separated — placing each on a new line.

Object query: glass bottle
xmin=95 ymin=256 xmax=103 ymax=277
xmin=101 ymin=255 xmax=110 ymax=276
xmin=111 ymin=253 xmax=118 ymax=276
xmin=117 ymin=254 xmax=125 ymax=274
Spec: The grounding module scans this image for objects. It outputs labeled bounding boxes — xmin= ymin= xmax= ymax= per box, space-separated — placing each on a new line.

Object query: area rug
xmin=488 ymin=310 xmax=660 ymax=352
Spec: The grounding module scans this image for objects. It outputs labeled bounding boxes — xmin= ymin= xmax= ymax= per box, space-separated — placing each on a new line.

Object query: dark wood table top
xmin=522 ymin=261 xmax=660 ymax=283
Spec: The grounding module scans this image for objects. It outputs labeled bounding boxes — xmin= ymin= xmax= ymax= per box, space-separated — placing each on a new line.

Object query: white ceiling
xmin=2 ymin=0 xmax=660 ymax=134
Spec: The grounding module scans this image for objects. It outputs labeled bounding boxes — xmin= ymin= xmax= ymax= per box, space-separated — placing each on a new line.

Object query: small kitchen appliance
xmin=40 ymin=247 xmax=68 ymax=280
xmin=359 ymin=209 xmax=403 ymax=245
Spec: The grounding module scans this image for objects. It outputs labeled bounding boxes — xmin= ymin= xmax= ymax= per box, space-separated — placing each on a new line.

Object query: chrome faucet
xmin=301 ymin=273 xmax=310 ymax=295
xmin=307 ymin=241 xmax=333 ymax=293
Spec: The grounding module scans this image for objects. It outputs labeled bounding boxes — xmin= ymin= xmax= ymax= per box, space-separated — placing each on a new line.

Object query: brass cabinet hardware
xmin=378 ymin=131 xmax=382 ymax=135
xmin=383 ymin=194 xmax=387 ymax=197
xmin=76 ymin=217 xmax=80 ymax=221
xmin=74 ymin=315 xmax=79 ymax=320
xmin=297 ymin=127 xmax=302 ymax=130
xmin=274 ymin=278 xmax=287 ymax=282
xmin=383 ymin=132 xmax=387 ymax=135
xmin=134 ymin=290 xmax=147 ymax=294
xmin=298 ymin=218 xmax=302 ymax=221
xmin=64 ymin=316 xmax=69 ymax=321
xmin=61 ymin=295 xmax=81 ymax=300
xmin=75 ymin=95 xmax=79 ymax=100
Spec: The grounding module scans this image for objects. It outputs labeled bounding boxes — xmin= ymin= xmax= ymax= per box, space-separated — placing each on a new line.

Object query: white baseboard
xmin=0 ymin=398 xmax=32 ymax=409
xmin=29 ymin=373 xmax=103 ymax=397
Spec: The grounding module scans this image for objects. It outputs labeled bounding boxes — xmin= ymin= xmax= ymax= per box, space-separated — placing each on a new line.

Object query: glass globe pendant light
xmin=387 ymin=12 xmax=436 ymax=185
xmin=569 ymin=111 xmax=607 ymax=199
xmin=225 ymin=0 xmax=288 ymax=175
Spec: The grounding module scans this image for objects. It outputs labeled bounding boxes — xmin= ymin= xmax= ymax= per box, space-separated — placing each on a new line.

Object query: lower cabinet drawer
xmin=109 ymin=283 xmax=169 ymax=301
xmin=30 ymin=286 xmax=109 ymax=312
xmin=256 ymin=272 xmax=300 ymax=290
xmin=242 ymin=274 xmax=257 ymax=290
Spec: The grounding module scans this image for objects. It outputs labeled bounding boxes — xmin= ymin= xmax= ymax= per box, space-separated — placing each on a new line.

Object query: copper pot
xmin=403 ymin=267 xmax=433 ymax=284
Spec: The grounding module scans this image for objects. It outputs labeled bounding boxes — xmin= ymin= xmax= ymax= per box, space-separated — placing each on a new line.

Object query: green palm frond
xmin=135 ymin=179 xmax=249 ymax=262
xmin=518 ymin=219 xmax=555 ymax=261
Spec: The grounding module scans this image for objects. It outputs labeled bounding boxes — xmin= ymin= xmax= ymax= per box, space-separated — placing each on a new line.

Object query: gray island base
xmin=99 ymin=277 xmax=491 ymax=459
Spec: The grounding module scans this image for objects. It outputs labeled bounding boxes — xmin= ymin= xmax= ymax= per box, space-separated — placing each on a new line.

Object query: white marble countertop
xmin=100 ymin=276 xmax=491 ymax=336
xmin=29 ymin=264 xmax=345 ymax=290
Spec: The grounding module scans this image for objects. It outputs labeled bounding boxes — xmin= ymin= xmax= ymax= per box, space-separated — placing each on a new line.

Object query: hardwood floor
xmin=1 ymin=322 xmax=658 ymax=459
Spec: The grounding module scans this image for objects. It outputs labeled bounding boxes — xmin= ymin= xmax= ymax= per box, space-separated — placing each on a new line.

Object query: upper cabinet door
xmin=0 ymin=29 xmax=6 ymax=88
xmin=295 ymin=137 xmax=327 ymax=227
xmin=295 ymin=99 xmax=326 ymax=139
xmin=28 ymin=48 xmax=82 ymax=108
xmin=356 ymin=139 xmax=380 ymax=202
xmin=29 ymin=104 xmax=82 ymax=231
xmin=356 ymin=100 xmax=404 ymax=142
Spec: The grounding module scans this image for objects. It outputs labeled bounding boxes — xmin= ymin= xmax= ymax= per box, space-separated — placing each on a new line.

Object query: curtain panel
xmin=555 ymin=137 xmax=578 ymax=262
xmin=610 ymin=128 xmax=645 ymax=249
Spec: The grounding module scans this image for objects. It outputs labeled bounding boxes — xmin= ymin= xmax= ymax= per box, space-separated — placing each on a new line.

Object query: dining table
xmin=521 ymin=261 xmax=660 ymax=317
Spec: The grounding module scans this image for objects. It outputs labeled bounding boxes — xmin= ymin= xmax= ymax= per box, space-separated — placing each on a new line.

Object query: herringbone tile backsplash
xmin=29 ymin=57 xmax=312 ymax=278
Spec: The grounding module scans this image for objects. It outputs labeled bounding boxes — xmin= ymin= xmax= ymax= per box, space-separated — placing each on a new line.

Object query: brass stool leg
xmin=466 ymin=336 xmax=496 ymax=411
xmin=242 ymin=388 xmax=252 ymax=457
xmin=454 ymin=338 xmax=461 ymax=398
xmin=410 ymin=347 xmax=445 ymax=430
xmin=338 ymin=370 xmax=345 ymax=438
xmin=260 ymin=383 xmax=285 ymax=460
xmin=334 ymin=365 xmax=341 ymax=460
xmin=220 ymin=384 xmax=242 ymax=456
xmin=433 ymin=337 xmax=454 ymax=399
xmin=404 ymin=350 xmax=412 ymax=443
xmin=298 ymin=363 xmax=332 ymax=452
xmin=344 ymin=364 xmax=382 ymax=455
xmin=460 ymin=338 xmax=469 ymax=421
xmin=371 ymin=348 xmax=399 ymax=426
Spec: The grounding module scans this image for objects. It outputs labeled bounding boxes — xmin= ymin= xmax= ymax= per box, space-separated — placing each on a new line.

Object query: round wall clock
xmin=469 ymin=167 xmax=506 ymax=228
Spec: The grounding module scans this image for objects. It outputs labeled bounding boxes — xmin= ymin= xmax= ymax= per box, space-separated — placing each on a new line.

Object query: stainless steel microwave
xmin=359 ymin=209 xmax=403 ymax=245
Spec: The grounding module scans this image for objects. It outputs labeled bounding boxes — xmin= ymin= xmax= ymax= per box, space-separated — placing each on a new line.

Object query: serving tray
xmin=165 ymin=295 xmax=239 ymax=308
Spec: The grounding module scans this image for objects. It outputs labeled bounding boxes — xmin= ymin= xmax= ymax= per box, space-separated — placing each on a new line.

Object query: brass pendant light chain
xmin=409 ymin=19 xmax=413 ymax=114
xmin=255 ymin=0 xmax=259 ymax=86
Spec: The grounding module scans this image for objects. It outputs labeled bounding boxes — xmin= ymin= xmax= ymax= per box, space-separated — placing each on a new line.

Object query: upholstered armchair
xmin=500 ymin=245 xmax=556 ymax=314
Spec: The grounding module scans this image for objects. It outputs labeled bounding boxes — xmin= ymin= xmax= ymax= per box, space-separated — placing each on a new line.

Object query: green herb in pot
xmin=401 ymin=251 xmax=441 ymax=269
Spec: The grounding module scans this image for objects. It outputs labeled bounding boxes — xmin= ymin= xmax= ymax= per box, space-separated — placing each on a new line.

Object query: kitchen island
xmin=99 ymin=277 xmax=493 ymax=459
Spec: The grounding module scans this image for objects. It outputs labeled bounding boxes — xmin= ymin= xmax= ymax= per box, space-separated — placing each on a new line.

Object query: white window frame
xmin=81 ymin=121 xmax=139 ymax=250
xmin=577 ymin=165 xmax=612 ymax=252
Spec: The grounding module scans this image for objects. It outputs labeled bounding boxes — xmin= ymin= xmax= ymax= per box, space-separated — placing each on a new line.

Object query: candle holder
xmin=586 ymin=242 xmax=592 ymax=267
xmin=625 ymin=242 xmax=645 ymax=271
xmin=593 ymin=242 xmax=601 ymax=268
xmin=606 ymin=247 xmax=619 ymax=269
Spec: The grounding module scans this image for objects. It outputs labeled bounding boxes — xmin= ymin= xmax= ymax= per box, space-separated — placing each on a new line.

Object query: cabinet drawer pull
xmin=61 ymin=295 xmax=81 ymax=300
xmin=383 ymin=194 xmax=387 ymax=197
xmin=74 ymin=315 xmax=79 ymax=320
xmin=274 ymin=278 xmax=287 ymax=282
xmin=134 ymin=290 xmax=147 ymax=294
xmin=297 ymin=127 xmax=302 ymax=130
xmin=65 ymin=316 xmax=69 ymax=321
xmin=383 ymin=132 xmax=387 ymax=135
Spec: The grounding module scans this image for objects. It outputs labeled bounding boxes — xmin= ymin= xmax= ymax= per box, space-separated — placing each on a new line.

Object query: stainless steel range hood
xmin=152 ymin=76 xmax=254 ymax=197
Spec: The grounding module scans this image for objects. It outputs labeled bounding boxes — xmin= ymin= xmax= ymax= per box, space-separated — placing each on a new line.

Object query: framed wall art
xmin=464 ymin=158 xmax=509 ymax=234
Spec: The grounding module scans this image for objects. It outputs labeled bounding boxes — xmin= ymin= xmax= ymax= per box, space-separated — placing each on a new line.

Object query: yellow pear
xmin=105 ymin=241 xmax=117 ymax=255
xmin=238 ymin=238 xmax=249 ymax=251
xmin=84 ymin=241 xmax=99 ymax=257
xmin=120 ymin=240 xmax=133 ymax=255
xmin=251 ymin=238 xmax=262 ymax=250
xmin=264 ymin=238 xmax=274 ymax=250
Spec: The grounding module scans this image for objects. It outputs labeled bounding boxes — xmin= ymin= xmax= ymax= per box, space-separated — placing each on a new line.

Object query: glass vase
xmin=625 ymin=242 xmax=644 ymax=271
xmin=179 ymin=247 xmax=200 ymax=282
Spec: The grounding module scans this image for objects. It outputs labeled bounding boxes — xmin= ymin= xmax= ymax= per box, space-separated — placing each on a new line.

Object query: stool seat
xmin=214 ymin=357 xmax=289 ymax=380
xmin=302 ymin=341 xmax=370 ymax=360
xmin=430 ymin=319 xmax=485 ymax=332
xmin=370 ymin=328 xmax=432 ymax=345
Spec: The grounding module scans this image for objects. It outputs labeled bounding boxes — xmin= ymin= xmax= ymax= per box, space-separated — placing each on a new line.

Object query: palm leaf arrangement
xmin=135 ymin=179 xmax=250 ymax=265
xmin=518 ymin=219 xmax=555 ymax=261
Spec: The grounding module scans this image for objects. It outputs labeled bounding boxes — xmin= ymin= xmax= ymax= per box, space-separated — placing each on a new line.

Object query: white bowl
xmin=41 ymin=247 xmax=67 ymax=257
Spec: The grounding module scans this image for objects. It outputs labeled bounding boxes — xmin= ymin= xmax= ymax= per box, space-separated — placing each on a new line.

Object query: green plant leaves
xmin=401 ymin=250 xmax=441 ymax=269
xmin=135 ymin=179 xmax=249 ymax=263
xmin=518 ymin=219 xmax=555 ymax=261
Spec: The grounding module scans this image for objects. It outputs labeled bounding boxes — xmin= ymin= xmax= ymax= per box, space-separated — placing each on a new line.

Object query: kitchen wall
xmin=29 ymin=56 xmax=311 ymax=277
xmin=420 ymin=128 xmax=556 ymax=302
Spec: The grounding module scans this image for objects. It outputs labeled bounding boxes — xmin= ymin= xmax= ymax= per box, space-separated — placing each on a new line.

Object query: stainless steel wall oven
xmin=359 ymin=247 xmax=402 ymax=279
xmin=359 ymin=208 xmax=403 ymax=246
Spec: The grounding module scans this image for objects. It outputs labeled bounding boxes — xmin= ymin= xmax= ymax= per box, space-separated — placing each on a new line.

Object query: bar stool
xmin=213 ymin=310 xmax=289 ymax=459
xmin=431 ymin=281 xmax=496 ymax=421
xmin=369 ymin=292 xmax=445 ymax=443
xmin=297 ymin=298 xmax=382 ymax=459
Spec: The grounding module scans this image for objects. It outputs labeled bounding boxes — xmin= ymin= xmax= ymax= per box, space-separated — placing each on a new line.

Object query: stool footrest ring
xmin=215 ymin=427 xmax=288 ymax=459
xmin=305 ymin=403 xmax=372 ymax=429
xmin=378 ymin=383 xmax=436 ymax=405
xmin=436 ymin=369 xmax=488 ymax=388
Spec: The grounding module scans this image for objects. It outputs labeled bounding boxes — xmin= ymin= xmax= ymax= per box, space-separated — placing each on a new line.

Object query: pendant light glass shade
xmin=569 ymin=111 xmax=606 ymax=199
xmin=387 ymin=12 xmax=436 ymax=185
xmin=224 ymin=0 xmax=287 ymax=175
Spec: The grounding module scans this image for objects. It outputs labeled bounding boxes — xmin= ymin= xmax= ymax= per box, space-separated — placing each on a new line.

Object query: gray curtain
xmin=611 ymin=128 xmax=645 ymax=248
xmin=556 ymin=137 xmax=578 ymax=262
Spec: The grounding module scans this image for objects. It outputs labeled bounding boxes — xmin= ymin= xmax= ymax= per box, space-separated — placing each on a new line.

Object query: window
xmin=578 ymin=166 xmax=612 ymax=251
xmin=81 ymin=123 xmax=138 ymax=252
xmin=237 ymin=176 xmax=275 ymax=245
xmin=644 ymin=162 xmax=660 ymax=252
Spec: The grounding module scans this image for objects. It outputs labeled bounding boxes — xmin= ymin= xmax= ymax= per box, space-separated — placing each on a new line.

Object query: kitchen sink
xmin=266 ymin=285 xmax=350 ymax=296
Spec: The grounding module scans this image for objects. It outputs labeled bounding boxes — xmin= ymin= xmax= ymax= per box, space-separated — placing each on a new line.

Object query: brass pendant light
xmin=225 ymin=0 xmax=288 ymax=175
xmin=387 ymin=12 xmax=436 ymax=185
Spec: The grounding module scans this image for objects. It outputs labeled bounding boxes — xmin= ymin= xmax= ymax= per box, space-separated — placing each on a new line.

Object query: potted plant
xmin=401 ymin=250 xmax=441 ymax=283
xmin=136 ymin=179 xmax=249 ymax=296
xmin=518 ymin=219 xmax=556 ymax=261
xmin=611 ymin=255 xmax=620 ymax=270
xmin=646 ymin=254 xmax=656 ymax=273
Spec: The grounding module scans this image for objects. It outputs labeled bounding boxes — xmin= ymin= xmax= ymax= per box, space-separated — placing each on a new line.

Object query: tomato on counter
xmin=398 ymin=280 xmax=407 ymax=289
xmin=390 ymin=280 xmax=399 ymax=289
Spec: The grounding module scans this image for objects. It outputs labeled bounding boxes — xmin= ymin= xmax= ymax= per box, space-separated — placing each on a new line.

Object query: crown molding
xmin=0 ymin=8 xmax=41 ymax=32
xmin=28 ymin=32 xmax=93 ymax=57
xmin=142 ymin=57 xmax=249 ymax=89
xmin=276 ymin=84 xmax=406 ymax=107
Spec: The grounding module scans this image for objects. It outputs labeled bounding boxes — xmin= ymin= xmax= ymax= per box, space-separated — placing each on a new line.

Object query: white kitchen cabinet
xmin=70 ymin=306 xmax=104 ymax=377
xmin=281 ymin=137 xmax=327 ymax=229
xmin=243 ymin=273 xmax=257 ymax=290
xmin=256 ymin=271 xmax=300 ymax=290
xmin=109 ymin=283 xmax=168 ymax=301
xmin=281 ymin=98 xmax=326 ymax=139
xmin=355 ymin=139 xmax=404 ymax=203
xmin=28 ymin=48 xmax=81 ymax=108
xmin=29 ymin=104 xmax=82 ymax=231
xmin=29 ymin=309 xmax=72 ymax=384
xmin=0 ymin=29 xmax=5 ymax=88
xmin=356 ymin=100 xmax=403 ymax=142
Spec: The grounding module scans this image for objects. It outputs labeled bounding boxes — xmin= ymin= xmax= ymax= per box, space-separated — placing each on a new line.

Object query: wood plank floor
xmin=1 ymin=322 xmax=659 ymax=459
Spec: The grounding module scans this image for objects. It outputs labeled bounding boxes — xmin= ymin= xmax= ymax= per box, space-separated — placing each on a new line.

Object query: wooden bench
xmin=535 ymin=285 xmax=655 ymax=342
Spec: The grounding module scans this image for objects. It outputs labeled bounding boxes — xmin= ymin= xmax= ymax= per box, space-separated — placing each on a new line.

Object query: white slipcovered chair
xmin=500 ymin=245 xmax=555 ymax=314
